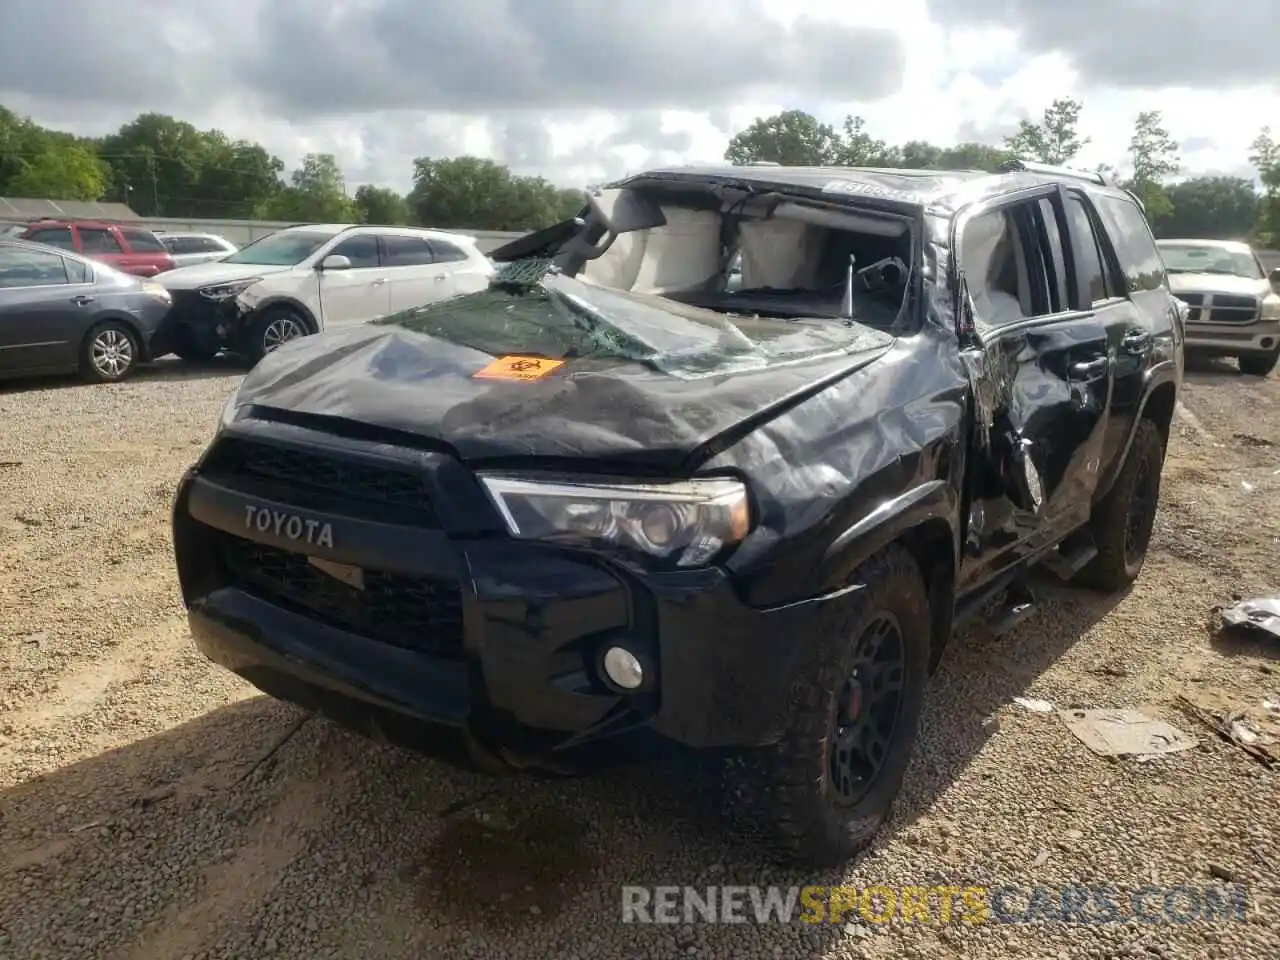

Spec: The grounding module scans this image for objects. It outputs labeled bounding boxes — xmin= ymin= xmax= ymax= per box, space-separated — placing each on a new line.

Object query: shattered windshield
xmin=374 ymin=261 xmax=891 ymax=380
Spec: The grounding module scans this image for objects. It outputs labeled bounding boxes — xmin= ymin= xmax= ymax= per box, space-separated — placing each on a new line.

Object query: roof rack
xmin=998 ymin=158 xmax=1113 ymax=187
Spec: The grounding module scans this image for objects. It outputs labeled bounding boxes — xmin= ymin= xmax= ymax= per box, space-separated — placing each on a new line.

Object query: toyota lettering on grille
xmin=243 ymin=505 xmax=334 ymax=548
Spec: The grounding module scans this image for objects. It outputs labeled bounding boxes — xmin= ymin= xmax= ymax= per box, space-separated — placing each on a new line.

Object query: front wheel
xmin=243 ymin=307 xmax=308 ymax=366
xmin=1238 ymin=350 xmax=1279 ymax=377
xmin=734 ymin=545 xmax=932 ymax=867
xmin=1073 ymin=418 xmax=1165 ymax=591
xmin=79 ymin=321 xmax=140 ymax=383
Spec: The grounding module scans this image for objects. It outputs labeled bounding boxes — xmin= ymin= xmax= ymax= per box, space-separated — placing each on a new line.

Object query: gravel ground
xmin=0 ymin=356 xmax=1277 ymax=960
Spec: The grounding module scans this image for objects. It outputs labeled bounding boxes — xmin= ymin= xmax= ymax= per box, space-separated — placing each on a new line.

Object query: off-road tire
xmin=1073 ymin=418 xmax=1165 ymax=591
xmin=78 ymin=321 xmax=140 ymax=384
xmin=732 ymin=545 xmax=932 ymax=868
xmin=243 ymin=306 xmax=308 ymax=366
xmin=1238 ymin=350 xmax=1279 ymax=378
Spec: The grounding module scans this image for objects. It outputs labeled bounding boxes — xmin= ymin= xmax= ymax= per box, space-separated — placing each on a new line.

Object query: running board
xmin=1040 ymin=537 xmax=1098 ymax=581
xmin=989 ymin=581 xmax=1038 ymax=636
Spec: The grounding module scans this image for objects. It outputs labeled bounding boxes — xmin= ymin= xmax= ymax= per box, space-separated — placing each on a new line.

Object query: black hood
xmin=231 ymin=276 xmax=894 ymax=469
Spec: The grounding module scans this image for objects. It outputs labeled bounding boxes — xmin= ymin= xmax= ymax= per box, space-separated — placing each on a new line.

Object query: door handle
xmin=370 ymin=278 xmax=386 ymax=286
xmin=433 ymin=275 xmax=446 ymax=283
xmin=71 ymin=295 xmax=94 ymax=306
xmin=1070 ymin=357 xmax=1110 ymax=379
xmin=1122 ymin=329 xmax=1152 ymax=354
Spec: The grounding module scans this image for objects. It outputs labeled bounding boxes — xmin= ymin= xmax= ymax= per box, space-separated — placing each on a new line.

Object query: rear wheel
xmin=79 ymin=321 xmax=140 ymax=383
xmin=1238 ymin=350 xmax=1279 ymax=377
xmin=244 ymin=306 xmax=308 ymax=365
xmin=734 ymin=545 xmax=932 ymax=867
xmin=1074 ymin=418 xmax=1164 ymax=591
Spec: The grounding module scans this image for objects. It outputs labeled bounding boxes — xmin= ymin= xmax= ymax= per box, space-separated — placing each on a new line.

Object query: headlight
xmin=1261 ymin=297 xmax=1280 ymax=321
xmin=141 ymin=280 xmax=171 ymax=303
xmin=478 ymin=475 xmax=752 ymax=567
xmin=199 ymin=278 xmax=261 ymax=301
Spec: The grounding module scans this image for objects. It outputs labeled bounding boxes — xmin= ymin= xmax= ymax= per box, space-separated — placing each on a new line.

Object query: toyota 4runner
xmin=171 ymin=160 xmax=1183 ymax=866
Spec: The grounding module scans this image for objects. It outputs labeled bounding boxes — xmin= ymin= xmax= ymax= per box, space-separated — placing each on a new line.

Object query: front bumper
xmin=172 ymin=424 xmax=844 ymax=767
xmin=152 ymin=290 xmax=244 ymax=357
xmin=1184 ymin=318 xmax=1280 ymax=357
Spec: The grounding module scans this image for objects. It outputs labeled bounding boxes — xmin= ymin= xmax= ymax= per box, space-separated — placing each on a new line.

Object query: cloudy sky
xmin=0 ymin=0 xmax=1276 ymax=191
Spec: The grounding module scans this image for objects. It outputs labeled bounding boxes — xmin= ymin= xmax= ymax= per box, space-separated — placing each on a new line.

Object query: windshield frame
xmin=221 ymin=229 xmax=337 ymax=267
xmin=1156 ymin=242 xmax=1264 ymax=280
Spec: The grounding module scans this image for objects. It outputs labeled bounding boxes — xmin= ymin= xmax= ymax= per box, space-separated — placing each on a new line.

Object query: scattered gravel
xmin=0 ymin=356 xmax=1277 ymax=959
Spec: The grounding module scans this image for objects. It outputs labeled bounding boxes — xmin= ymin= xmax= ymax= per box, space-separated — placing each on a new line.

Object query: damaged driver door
xmin=954 ymin=187 xmax=1114 ymax=592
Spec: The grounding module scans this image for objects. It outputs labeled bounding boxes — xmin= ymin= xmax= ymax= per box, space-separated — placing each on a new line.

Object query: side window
xmin=1093 ymin=194 xmax=1166 ymax=293
xmin=1063 ymin=196 xmax=1112 ymax=304
xmin=329 ymin=234 xmax=379 ymax=268
xmin=121 ymin=228 xmax=166 ymax=253
xmin=63 ymin=257 xmax=91 ymax=283
xmin=0 ymin=246 xmax=70 ymax=287
xmin=29 ymin=227 xmax=74 ymax=250
xmin=80 ymin=227 xmax=123 ymax=254
xmin=960 ymin=197 xmax=1064 ymax=328
xmin=198 ymin=237 xmax=227 ymax=253
xmin=429 ymin=239 xmax=469 ymax=264
xmin=381 ymin=235 xmax=435 ymax=266
xmin=1034 ymin=198 xmax=1069 ymax=311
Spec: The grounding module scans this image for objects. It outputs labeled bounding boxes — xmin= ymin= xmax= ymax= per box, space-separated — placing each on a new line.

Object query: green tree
xmin=1159 ymin=177 xmax=1260 ymax=239
xmin=95 ymin=113 xmax=286 ymax=217
xmin=1004 ymin=98 xmax=1090 ymax=165
xmin=408 ymin=156 xmax=579 ymax=230
xmin=724 ymin=110 xmax=842 ymax=165
xmin=1125 ymin=110 xmax=1180 ymax=226
xmin=6 ymin=144 xmax=107 ymax=200
xmin=353 ymin=184 xmax=409 ymax=224
xmin=195 ymin=134 xmax=284 ymax=218
xmin=1249 ymin=127 xmax=1280 ymax=245
xmin=256 ymin=153 xmax=356 ymax=222
xmin=831 ymin=116 xmax=891 ymax=166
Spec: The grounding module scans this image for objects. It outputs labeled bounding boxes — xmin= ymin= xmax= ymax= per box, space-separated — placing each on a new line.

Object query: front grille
xmin=1208 ymin=294 xmax=1259 ymax=324
xmin=212 ymin=530 xmax=465 ymax=659
xmin=1179 ymin=292 xmax=1259 ymax=325
xmin=202 ymin=437 xmax=439 ymax=526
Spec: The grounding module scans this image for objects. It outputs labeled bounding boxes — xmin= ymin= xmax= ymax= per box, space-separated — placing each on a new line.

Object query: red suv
xmin=18 ymin=220 xmax=176 ymax=277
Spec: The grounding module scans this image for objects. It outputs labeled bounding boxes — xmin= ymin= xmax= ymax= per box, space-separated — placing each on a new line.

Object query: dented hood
xmin=231 ymin=276 xmax=894 ymax=467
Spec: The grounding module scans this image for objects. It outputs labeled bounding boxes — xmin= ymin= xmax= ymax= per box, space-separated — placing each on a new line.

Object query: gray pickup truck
xmin=1157 ymin=238 xmax=1280 ymax=377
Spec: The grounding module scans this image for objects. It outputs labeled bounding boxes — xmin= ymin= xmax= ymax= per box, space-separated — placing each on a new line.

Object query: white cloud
xmin=0 ymin=0 xmax=1276 ymax=192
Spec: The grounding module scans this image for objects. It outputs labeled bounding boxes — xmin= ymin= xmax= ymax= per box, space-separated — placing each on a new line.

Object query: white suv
xmin=155 ymin=224 xmax=495 ymax=363
xmin=156 ymin=231 xmax=239 ymax=267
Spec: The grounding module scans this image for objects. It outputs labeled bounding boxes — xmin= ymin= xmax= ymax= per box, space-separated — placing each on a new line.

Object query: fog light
xmin=602 ymin=646 xmax=644 ymax=690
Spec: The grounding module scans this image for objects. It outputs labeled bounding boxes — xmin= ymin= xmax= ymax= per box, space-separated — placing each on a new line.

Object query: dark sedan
xmin=0 ymin=238 xmax=174 ymax=383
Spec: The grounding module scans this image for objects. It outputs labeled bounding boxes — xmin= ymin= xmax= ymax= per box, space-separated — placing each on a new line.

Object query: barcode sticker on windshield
xmin=473 ymin=355 xmax=566 ymax=382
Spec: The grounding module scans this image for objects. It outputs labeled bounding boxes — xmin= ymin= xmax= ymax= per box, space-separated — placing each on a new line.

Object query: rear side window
xmin=64 ymin=257 xmax=91 ymax=283
xmin=28 ymin=226 xmax=74 ymax=250
xmin=1064 ymin=196 xmax=1112 ymax=304
xmin=382 ymin=235 xmax=435 ymax=266
xmin=121 ymin=228 xmax=167 ymax=253
xmin=80 ymin=227 xmax=123 ymax=254
xmin=429 ymin=239 xmax=470 ymax=264
xmin=1093 ymin=194 xmax=1166 ymax=293
xmin=329 ymin=234 xmax=380 ymax=268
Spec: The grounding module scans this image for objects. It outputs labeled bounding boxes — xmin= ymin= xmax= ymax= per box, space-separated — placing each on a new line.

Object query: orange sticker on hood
xmin=473 ymin=355 xmax=565 ymax=381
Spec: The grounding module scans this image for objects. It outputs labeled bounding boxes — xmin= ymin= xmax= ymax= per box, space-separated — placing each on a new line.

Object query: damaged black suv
xmin=172 ymin=159 xmax=1183 ymax=866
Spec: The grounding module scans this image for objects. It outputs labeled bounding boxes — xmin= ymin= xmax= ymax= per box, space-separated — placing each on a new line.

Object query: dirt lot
xmin=0 ymin=358 xmax=1277 ymax=960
